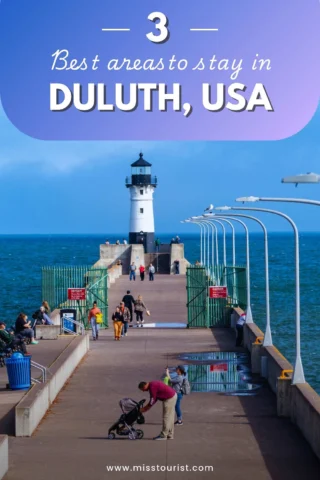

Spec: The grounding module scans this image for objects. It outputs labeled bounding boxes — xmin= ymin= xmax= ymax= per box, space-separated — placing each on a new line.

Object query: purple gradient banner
xmin=0 ymin=0 xmax=319 ymax=141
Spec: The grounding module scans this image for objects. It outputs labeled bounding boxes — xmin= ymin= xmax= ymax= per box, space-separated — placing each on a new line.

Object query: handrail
xmin=31 ymin=360 xmax=47 ymax=383
xmin=62 ymin=318 xmax=85 ymax=336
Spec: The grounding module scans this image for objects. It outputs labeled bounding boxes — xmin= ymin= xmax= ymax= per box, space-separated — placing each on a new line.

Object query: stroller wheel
xmin=136 ymin=429 xmax=144 ymax=439
xmin=107 ymin=433 xmax=115 ymax=440
xmin=128 ymin=431 xmax=137 ymax=440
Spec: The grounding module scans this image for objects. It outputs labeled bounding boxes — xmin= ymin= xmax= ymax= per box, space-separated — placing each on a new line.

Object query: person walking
xmin=88 ymin=301 xmax=102 ymax=341
xmin=139 ymin=381 xmax=177 ymax=440
xmin=119 ymin=301 xmax=130 ymax=337
xmin=155 ymin=238 xmax=161 ymax=252
xmin=236 ymin=311 xmax=246 ymax=347
xmin=174 ymin=260 xmax=180 ymax=275
xmin=139 ymin=264 xmax=145 ymax=281
xmin=149 ymin=263 xmax=155 ymax=281
xmin=165 ymin=365 xmax=186 ymax=426
xmin=112 ymin=307 xmax=123 ymax=341
xmin=134 ymin=295 xmax=149 ymax=327
xmin=129 ymin=262 xmax=136 ymax=281
xmin=122 ymin=290 xmax=135 ymax=324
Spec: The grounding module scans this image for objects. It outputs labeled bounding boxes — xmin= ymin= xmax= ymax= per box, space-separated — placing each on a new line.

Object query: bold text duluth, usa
xmin=49 ymin=51 xmax=274 ymax=116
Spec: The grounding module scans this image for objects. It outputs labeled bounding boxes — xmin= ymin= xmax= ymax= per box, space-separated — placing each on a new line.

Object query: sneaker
xmin=141 ymin=319 xmax=144 ymax=323
xmin=30 ymin=340 xmax=38 ymax=345
xmin=153 ymin=435 xmax=166 ymax=441
xmin=93 ymin=337 xmax=96 ymax=341
xmin=167 ymin=437 xmax=174 ymax=440
xmin=175 ymin=420 xmax=183 ymax=426
xmin=125 ymin=333 xmax=128 ymax=336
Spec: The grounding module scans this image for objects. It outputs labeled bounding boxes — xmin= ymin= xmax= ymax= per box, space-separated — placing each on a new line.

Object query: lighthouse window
xmin=140 ymin=189 xmax=144 ymax=195
xmin=140 ymin=208 xmax=144 ymax=214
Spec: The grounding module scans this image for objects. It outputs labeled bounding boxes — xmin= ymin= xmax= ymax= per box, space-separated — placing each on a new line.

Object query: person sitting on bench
xmin=0 ymin=321 xmax=30 ymax=355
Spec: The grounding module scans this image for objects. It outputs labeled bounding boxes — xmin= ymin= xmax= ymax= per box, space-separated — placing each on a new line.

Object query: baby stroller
xmin=108 ymin=398 xmax=146 ymax=440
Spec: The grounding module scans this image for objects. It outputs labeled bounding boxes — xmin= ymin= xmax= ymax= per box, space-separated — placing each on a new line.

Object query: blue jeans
xmin=149 ymin=272 xmax=154 ymax=281
xmin=121 ymin=322 xmax=128 ymax=336
xmin=175 ymin=392 xmax=183 ymax=420
xmin=90 ymin=317 xmax=100 ymax=339
xmin=129 ymin=271 xmax=136 ymax=281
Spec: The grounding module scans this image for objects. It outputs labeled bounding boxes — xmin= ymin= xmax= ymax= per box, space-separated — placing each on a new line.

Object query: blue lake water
xmin=0 ymin=232 xmax=319 ymax=394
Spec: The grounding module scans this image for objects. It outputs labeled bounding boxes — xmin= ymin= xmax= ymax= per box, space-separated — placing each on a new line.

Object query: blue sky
xmin=0 ymin=104 xmax=320 ymax=234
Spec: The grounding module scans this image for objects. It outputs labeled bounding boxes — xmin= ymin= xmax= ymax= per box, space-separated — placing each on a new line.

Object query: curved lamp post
xmin=206 ymin=214 xmax=253 ymax=324
xmin=234 ymin=199 xmax=305 ymax=385
xmin=215 ymin=209 xmax=272 ymax=347
xmin=203 ymin=217 xmax=226 ymax=266
xmin=182 ymin=219 xmax=204 ymax=265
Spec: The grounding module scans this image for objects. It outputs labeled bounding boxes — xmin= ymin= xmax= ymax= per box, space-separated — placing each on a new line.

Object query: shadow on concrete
xmin=210 ymin=328 xmax=320 ymax=480
xmin=0 ymin=404 xmax=15 ymax=436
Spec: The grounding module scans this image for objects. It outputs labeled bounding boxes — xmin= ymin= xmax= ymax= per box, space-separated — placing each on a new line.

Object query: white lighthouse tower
xmin=126 ymin=153 xmax=157 ymax=253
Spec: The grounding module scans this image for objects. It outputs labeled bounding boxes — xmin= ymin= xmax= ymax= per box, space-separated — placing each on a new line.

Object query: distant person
xmin=117 ymin=260 xmax=122 ymax=266
xmin=119 ymin=301 xmax=130 ymax=337
xmin=175 ymin=236 xmax=180 ymax=244
xmin=123 ymin=239 xmax=128 ymax=245
xmin=155 ymin=238 xmax=161 ymax=252
xmin=112 ymin=307 xmax=123 ymax=341
xmin=139 ymin=264 xmax=145 ymax=281
xmin=122 ymin=290 xmax=135 ymax=324
xmin=105 ymin=240 xmax=110 ymax=245
xmin=149 ymin=263 xmax=155 ymax=281
xmin=139 ymin=381 xmax=177 ymax=440
xmin=116 ymin=240 xmax=120 ymax=245
xmin=0 ymin=322 xmax=30 ymax=355
xmin=42 ymin=301 xmax=51 ymax=314
xmin=88 ymin=301 xmax=102 ymax=341
xmin=236 ymin=311 xmax=246 ymax=347
xmin=129 ymin=262 xmax=136 ymax=281
xmin=165 ymin=365 xmax=187 ymax=426
xmin=134 ymin=295 xmax=149 ymax=326
xmin=32 ymin=306 xmax=53 ymax=325
xmin=170 ymin=238 xmax=175 ymax=245
xmin=174 ymin=260 xmax=180 ymax=275
xmin=15 ymin=313 xmax=38 ymax=345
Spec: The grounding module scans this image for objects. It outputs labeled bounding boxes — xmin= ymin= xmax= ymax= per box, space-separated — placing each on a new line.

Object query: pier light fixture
xmin=281 ymin=173 xmax=320 ymax=185
xmin=225 ymin=202 xmax=305 ymax=385
xmin=207 ymin=214 xmax=253 ymax=324
xmin=204 ymin=214 xmax=236 ymax=266
xmin=211 ymin=210 xmax=272 ymax=347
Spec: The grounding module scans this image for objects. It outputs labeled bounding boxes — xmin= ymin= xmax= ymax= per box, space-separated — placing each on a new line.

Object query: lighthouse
xmin=126 ymin=153 xmax=157 ymax=253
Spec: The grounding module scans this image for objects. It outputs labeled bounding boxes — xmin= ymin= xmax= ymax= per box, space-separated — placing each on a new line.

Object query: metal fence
xmin=42 ymin=266 xmax=108 ymax=327
xmin=186 ymin=265 xmax=247 ymax=328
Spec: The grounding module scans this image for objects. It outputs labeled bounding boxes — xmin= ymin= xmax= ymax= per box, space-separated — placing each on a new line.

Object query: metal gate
xmin=42 ymin=266 xmax=108 ymax=327
xmin=186 ymin=265 xmax=247 ymax=328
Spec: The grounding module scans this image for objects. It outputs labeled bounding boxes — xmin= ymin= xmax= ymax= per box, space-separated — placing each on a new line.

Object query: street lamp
xmin=192 ymin=217 xmax=211 ymax=266
xmin=182 ymin=219 xmax=204 ymax=265
xmin=281 ymin=173 xmax=320 ymax=185
xmin=203 ymin=216 xmax=226 ymax=266
xmin=234 ymin=198 xmax=305 ymax=385
xmin=204 ymin=215 xmax=236 ymax=266
xmin=214 ymin=209 xmax=272 ymax=347
xmin=206 ymin=214 xmax=253 ymax=324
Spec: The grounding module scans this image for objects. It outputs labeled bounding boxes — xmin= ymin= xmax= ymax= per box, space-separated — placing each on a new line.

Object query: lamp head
xmin=215 ymin=206 xmax=231 ymax=211
xmin=281 ymin=173 xmax=320 ymax=186
xmin=236 ymin=196 xmax=259 ymax=203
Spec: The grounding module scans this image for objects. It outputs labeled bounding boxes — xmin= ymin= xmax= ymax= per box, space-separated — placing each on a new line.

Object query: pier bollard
xmin=251 ymin=336 xmax=263 ymax=374
xmin=277 ymin=370 xmax=293 ymax=417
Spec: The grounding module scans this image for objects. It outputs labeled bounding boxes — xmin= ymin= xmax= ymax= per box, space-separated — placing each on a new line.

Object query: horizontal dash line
xmin=102 ymin=28 xmax=131 ymax=32
xmin=190 ymin=28 xmax=219 ymax=31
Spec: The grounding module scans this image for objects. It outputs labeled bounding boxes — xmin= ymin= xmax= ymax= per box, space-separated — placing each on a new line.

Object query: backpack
xmin=181 ymin=377 xmax=191 ymax=395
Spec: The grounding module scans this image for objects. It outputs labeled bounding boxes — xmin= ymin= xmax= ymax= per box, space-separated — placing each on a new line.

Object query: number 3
xmin=146 ymin=12 xmax=169 ymax=43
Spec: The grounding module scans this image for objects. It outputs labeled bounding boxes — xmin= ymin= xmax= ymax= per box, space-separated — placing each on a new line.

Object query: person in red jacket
xmin=139 ymin=380 xmax=177 ymax=440
xmin=139 ymin=264 xmax=145 ymax=281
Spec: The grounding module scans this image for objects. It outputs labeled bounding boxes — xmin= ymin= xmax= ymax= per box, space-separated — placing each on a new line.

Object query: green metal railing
xmin=186 ymin=265 xmax=247 ymax=328
xmin=42 ymin=266 xmax=108 ymax=327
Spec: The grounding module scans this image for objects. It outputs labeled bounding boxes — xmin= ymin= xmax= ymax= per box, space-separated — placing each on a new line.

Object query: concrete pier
xmin=3 ymin=274 xmax=320 ymax=479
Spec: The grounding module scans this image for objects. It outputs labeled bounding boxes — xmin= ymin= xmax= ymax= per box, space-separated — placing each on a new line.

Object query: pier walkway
xmin=3 ymin=275 xmax=320 ymax=479
xmin=0 ymin=337 xmax=74 ymax=436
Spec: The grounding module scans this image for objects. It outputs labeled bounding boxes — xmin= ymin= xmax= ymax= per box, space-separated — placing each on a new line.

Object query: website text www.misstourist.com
xmin=106 ymin=465 xmax=214 ymax=473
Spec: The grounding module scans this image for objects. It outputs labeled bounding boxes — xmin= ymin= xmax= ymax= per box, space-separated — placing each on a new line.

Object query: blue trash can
xmin=5 ymin=353 xmax=31 ymax=390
